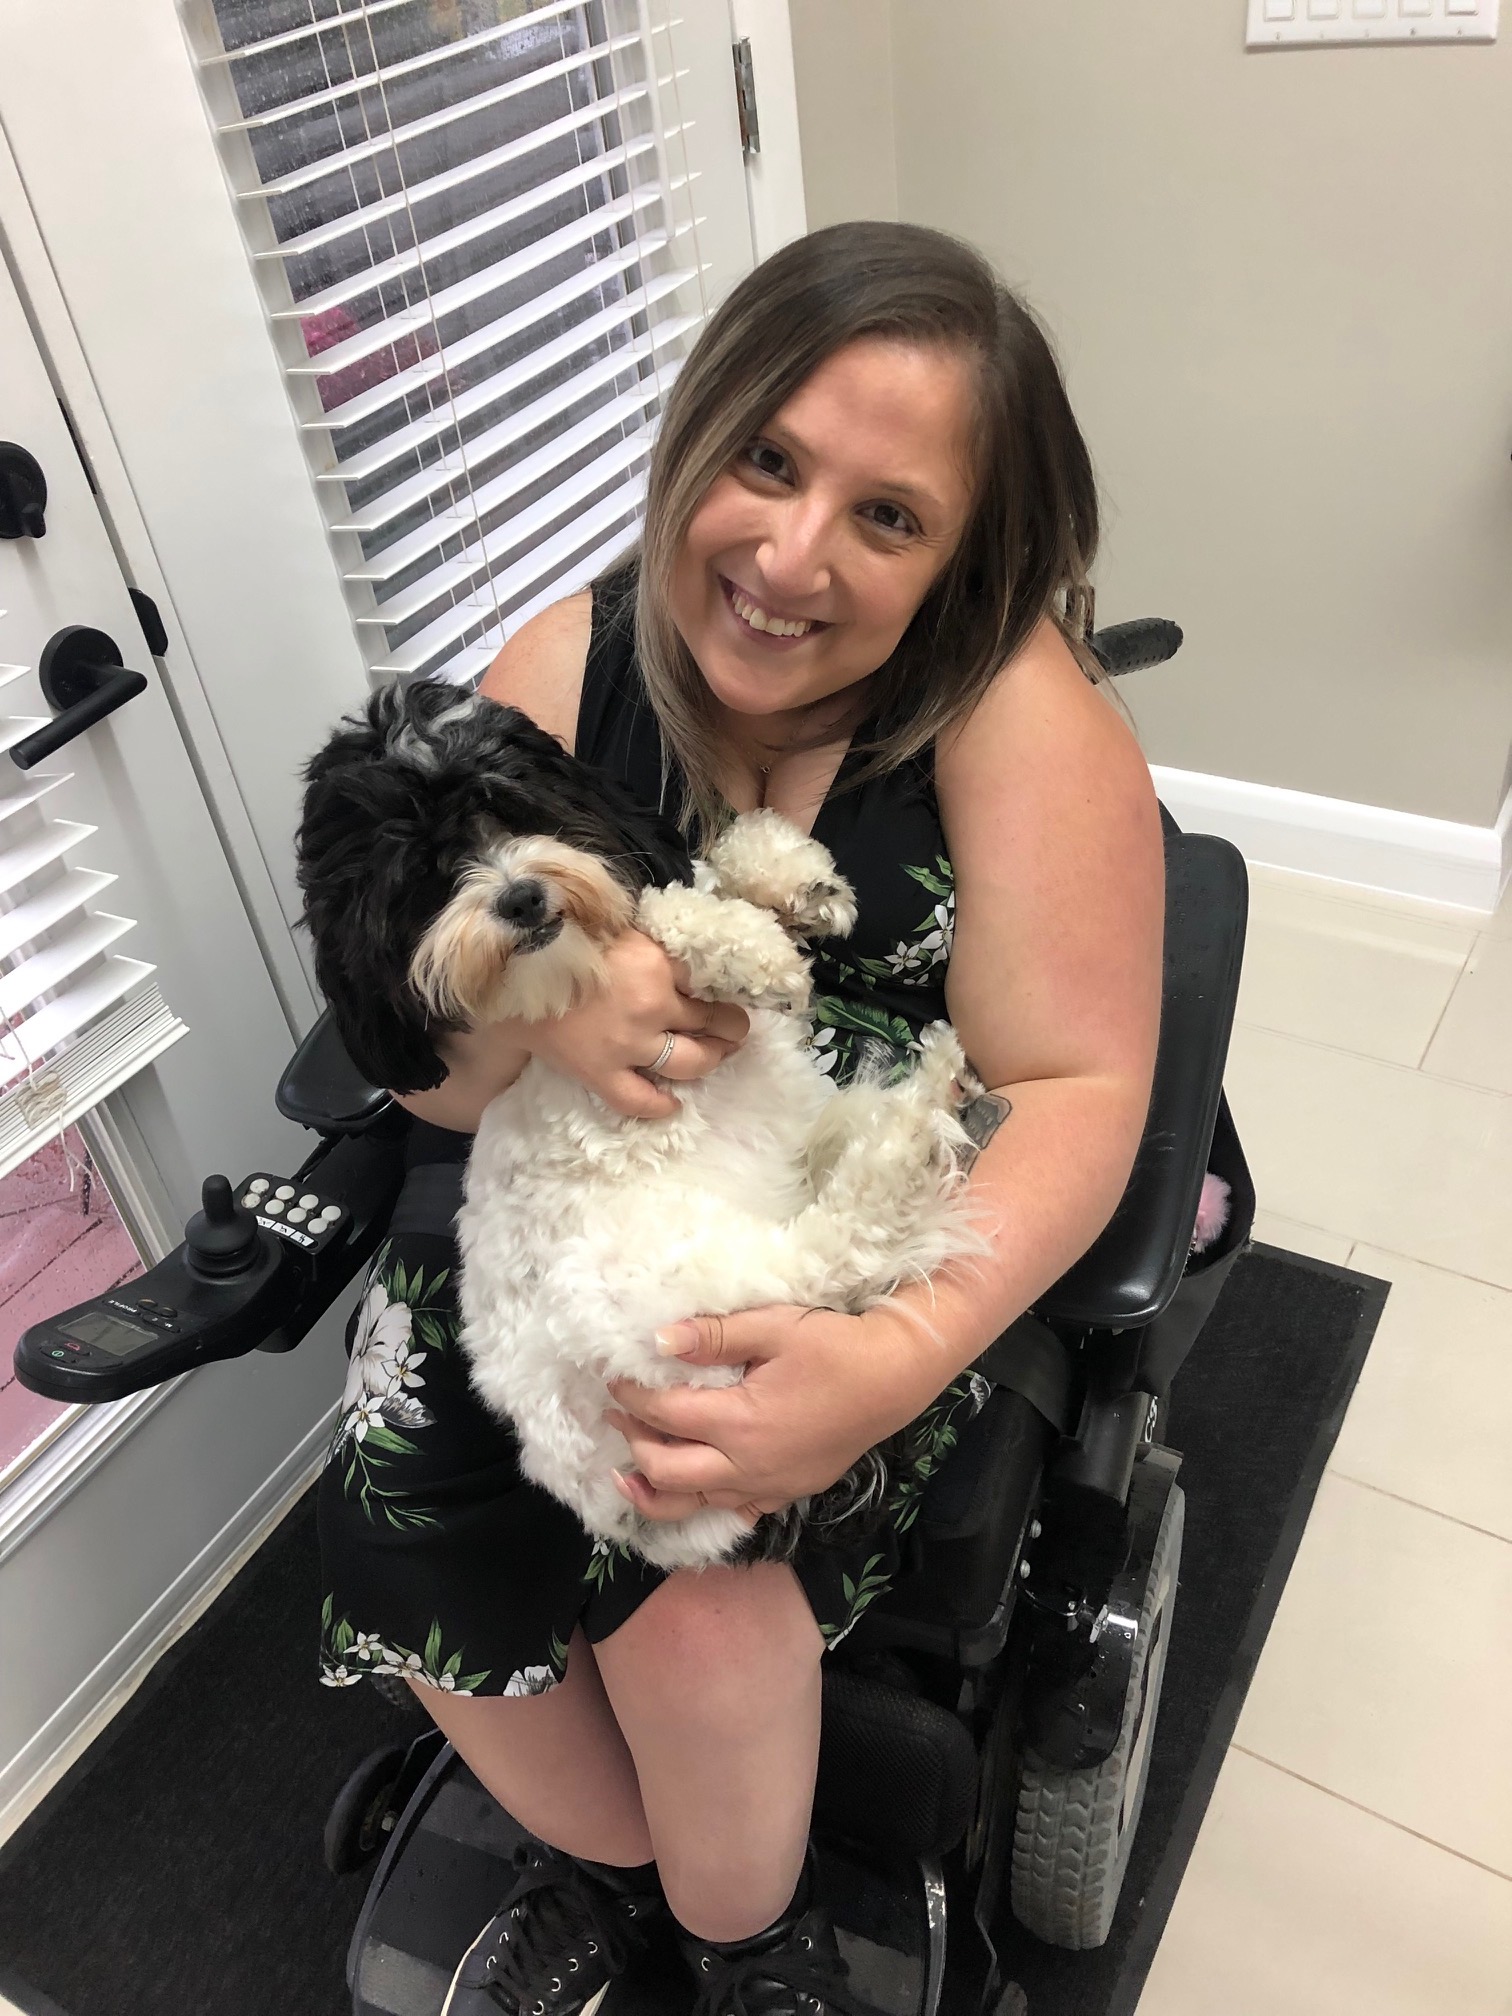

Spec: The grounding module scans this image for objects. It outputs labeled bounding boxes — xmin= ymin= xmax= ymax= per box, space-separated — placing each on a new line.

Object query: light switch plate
xmin=1246 ymin=0 xmax=1499 ymax=43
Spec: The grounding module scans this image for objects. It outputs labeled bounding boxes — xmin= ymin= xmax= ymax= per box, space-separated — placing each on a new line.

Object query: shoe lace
xmin=484 ymin=1848 xmax=638 ymax=2012
xmin=690 ymin=1938 xmax=866 ymax=2016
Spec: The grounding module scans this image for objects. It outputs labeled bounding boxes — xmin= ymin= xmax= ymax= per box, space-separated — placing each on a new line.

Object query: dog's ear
xmin=296 ymin=687 xmax=456 ymax=1095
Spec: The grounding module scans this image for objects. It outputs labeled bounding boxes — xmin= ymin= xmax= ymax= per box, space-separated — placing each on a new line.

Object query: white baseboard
xmin=1151 ymin=765 xmax=1512 ymax=915
xmin=0 ymin=1404 xmax=336 ymax=1844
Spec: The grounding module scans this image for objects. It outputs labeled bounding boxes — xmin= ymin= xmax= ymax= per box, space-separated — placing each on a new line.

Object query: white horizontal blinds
xmin=188 ymin=0 xmax=707 ymax=686
xmin=0 ymin=624 xmax=188 ymax=1184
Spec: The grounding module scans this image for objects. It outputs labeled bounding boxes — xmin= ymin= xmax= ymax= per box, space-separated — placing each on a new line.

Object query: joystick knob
xmin=185 ymin=1175 xmax=261 ymax=1278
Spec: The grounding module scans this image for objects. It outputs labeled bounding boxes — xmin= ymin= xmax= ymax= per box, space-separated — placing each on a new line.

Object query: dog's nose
xmin=494 ymin=880 xmax=549 ymax=930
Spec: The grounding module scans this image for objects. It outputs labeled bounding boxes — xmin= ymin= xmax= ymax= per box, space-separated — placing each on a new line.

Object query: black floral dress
xmin=316 ymin=564 xmax=990 ymax=1697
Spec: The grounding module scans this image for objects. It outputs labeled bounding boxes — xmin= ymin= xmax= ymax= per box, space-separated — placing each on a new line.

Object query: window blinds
xmin=185 ymin=0 xmax=707 ymax=687
xmin=0 ymin=639 xmax=188 ymax=1184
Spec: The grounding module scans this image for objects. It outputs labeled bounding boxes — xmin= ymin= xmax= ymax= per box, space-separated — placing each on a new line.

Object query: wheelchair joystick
xmin=185 ymin=1176 xmax=261 ymax=1279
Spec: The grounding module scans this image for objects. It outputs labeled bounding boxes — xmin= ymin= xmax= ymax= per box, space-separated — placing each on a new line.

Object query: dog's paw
xmin=637 ymin=883 xmax=813 ymax=1012
xmin=704 ymin=811 xmax=857 ymax=941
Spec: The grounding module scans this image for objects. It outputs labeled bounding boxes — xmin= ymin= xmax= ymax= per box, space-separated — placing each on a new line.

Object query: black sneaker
xmin=441 ymin=1840 xmax=664 ymax=2015
xmin=678 ymin=1854 xmax=872 ymax=2015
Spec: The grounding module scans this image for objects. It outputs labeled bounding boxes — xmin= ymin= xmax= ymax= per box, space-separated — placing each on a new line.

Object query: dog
xmin=298 ymin=680 xmax=983 ymax=1571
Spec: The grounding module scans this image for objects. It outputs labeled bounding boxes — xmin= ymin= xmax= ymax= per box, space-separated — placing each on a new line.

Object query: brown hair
xmin=629 ymin=220 xmax=1101 ymax=834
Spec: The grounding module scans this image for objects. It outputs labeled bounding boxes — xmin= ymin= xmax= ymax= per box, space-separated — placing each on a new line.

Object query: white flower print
xmin=331 ymin=1274 xmax=436 ymax=1458
xmin=503 ymin=1664 xmax=558 ymax=1698
xmin=807 ymin=1023 xmax=841 ymax=1076
xmin=319 ymin=1663 xmax=360 ymax=1687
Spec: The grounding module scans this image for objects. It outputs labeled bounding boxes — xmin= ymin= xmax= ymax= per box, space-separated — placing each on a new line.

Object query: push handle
xmin=0 ymin=441 xmax=47 ymax=539
xmin=10 ymin=625 xmax=148 ymax=771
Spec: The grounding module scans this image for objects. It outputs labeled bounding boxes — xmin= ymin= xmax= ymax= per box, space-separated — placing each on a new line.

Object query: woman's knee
xmin=599 ymin=1563 xmax=822 ymax=1724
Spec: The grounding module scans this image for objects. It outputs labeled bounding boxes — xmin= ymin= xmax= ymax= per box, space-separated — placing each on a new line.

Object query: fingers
xmin=647 ymin=1030 xmax=737 ymax=1083
xmin=611 ymin=1469 xmax=763 ymax=1527
xmin=598 ymin=1071 xmax=681 ymax=1121
xmin=673 ymin=996 xmax=750 ymax=1048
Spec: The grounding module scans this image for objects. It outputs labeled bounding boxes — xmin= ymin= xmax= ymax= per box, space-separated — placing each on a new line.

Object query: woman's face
xmin=669 ymin=336 xmax=978 ymax=726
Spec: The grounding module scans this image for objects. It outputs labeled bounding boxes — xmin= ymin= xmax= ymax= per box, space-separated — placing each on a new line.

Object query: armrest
xmin=276 ymin=1006 xmax=393 ymax=1135
xmin=1034 ymin=825 xmax=1248 ymax=1329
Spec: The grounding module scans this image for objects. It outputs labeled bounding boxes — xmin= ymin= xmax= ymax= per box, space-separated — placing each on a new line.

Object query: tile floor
xmin=1136 ymin=863 xmax=1512 ymax=2016
xmin=1 ymin=862 xmax=1508 ymax=2016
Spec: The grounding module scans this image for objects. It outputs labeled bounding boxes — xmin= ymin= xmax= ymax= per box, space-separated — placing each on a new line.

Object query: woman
xmin=317 ymin=221 xmax=1164 ymax=2016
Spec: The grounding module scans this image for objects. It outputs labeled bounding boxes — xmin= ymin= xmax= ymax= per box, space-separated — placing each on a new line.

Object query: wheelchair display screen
xmin=60 ymin=1310 xmax=157 ymax=1357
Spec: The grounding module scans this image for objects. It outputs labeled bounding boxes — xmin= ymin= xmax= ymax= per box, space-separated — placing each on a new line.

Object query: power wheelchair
xmin=17 ymin=617 xmax=1253 ymax=2016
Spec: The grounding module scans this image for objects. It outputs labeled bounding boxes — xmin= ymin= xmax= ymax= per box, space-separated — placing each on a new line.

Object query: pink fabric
xmin=1191 ymin=1170 xmax=1232 ymax=1254
xmin=0 ymin=1132 xmax=140 ymax=1471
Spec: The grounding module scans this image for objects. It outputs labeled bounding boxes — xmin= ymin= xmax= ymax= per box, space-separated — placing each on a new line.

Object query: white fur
xmin=455 ymin=814 xmax=979 ymax=1571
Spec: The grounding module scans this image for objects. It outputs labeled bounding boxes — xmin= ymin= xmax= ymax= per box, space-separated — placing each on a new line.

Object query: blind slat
xmin=0 ymin=982 xmax=187 ymax=1187
xmin=370 ymin=470 xmax=646 ymax=676
xmin=305 ymin=247 xmax=693 ymax=431
xmin=207 ymin=0 xmax=602 ymax=71
xmin=0 ymin=958 xmax=159 ymax=1082
xmin=353 ymin=432 xmax=649 ymax=624
xmin=243 ymin=83 xmax=650 ymax=257
xmin=332 ymin=373 xmax=662 ymax=538
xmin=0 ymin=913 xmax=134 ymax=1022
xmin=238 ymin=31 xmax=640 ymax=198
xmin=317 ymin=311 xmax=687 ymax=489
xmin=285 ymin=198 xmax=664 ymax=380
xmin=0 ymin=870 xmax=116 ymax=967
xmin=270 ymin=138 xmax=656 ymax=317
xmin=0 ymin=820 xmax=96 ymax=898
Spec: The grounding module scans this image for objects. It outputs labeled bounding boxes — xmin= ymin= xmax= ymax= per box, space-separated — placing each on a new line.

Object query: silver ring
xmin=649 ymin=1031 xmax=677 ymax=1073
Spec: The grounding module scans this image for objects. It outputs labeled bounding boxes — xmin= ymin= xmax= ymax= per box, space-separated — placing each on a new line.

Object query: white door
xmin=0 ymin=0 xmax=761 ymax=939
xmin=0 ymin=221 xmax=348 ymax=1834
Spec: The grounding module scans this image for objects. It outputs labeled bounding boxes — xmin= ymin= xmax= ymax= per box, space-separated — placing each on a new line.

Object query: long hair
xmin=630 ymin=220 xmax=1101 ymax=833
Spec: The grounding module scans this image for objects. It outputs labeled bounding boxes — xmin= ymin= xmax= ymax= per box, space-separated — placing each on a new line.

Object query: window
xmin=185 ymin=0 xmax=708 ymax=685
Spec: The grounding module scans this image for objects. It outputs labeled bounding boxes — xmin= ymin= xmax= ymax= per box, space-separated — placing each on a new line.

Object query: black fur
xmin=296 ymin=681 xmax=694 ymax=1094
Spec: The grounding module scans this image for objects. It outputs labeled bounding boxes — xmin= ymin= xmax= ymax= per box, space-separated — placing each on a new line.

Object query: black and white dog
xmin=298 ymin=681 xmax=980 ymax=1570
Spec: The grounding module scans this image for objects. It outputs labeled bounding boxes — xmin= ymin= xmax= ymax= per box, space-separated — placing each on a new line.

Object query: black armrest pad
xmin=277 ymin=1006 xmax=394 ymax=1135
xmin=1036 ymin=829 xmax=1248 ymax=1328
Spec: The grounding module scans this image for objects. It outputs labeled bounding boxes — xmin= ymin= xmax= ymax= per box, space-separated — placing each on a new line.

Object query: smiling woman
xmin=317 ymin=221 xmax=1163 ymax=2015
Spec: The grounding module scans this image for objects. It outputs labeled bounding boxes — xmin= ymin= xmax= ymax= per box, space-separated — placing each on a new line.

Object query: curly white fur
xmin=456 ymin=810 xmax=981 ymax=1571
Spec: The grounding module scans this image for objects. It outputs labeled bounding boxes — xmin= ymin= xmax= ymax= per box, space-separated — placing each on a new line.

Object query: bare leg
xmin=412 ymin=1628 xmax=653 ymax=1866
xmin=593 ymin=1561 xmax=823 ymax=1942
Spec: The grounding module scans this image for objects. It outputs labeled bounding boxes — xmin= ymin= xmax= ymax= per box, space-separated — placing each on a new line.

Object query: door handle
xmin=0 ymin=441 xmax=47 ymax=539
xmin=10 ymin=626 xmax=148 ymax=771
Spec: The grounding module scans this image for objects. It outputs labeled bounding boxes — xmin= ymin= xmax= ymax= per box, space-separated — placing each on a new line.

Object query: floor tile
xmin=1136 ymin=1748 xmax=1512 ymax=2016
xmin=1223 ymin=1023 xmax=1512 ymax=1289
xmin=1247 ymin=1208 xmax=1355 ymax=1265
xmin=1246 ymin=862 xmax=1509 ymax=937
xmin=1422 ymin=933 xmax=1512 ymax=1096
xmin=1234 ymin=1473 xmax=1512 ymax=1875
xmin=1328 ymin=1246 xmax=1512 ymax=1543
xmin=1237 ymin=875 xmax=1473 ymax=1065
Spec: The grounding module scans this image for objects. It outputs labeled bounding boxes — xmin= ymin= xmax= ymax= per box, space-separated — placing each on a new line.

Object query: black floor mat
xmin=0 ymin=1244 xmax=1385 ymax=2016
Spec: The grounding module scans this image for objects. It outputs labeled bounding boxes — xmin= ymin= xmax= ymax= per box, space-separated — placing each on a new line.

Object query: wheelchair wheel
xmin=324 ymin=1744 xmax=408 ymax=1877
xmin=1009 ymin=1480 xmax=1184 ymax=1949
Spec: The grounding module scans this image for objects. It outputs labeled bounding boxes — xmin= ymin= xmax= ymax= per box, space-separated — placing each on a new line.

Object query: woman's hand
xmin=603 ymin=1304 xmax=930 ymax=1525
xmin=527 ymin=929 xmax=749 ymax=1119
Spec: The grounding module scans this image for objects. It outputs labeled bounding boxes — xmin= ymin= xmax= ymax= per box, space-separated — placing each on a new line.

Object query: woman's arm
xmin=870 ymin=614 xmax=1163 ymax=1401
xmin=606 ymin=619 xmax=1164 ymax=1519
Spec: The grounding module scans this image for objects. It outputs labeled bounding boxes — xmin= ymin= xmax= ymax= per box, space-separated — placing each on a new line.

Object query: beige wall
xmin=791 ymin=1 xmax=1512 ymax=827
xmin=790 ymin=0 xmax=898 ymax=230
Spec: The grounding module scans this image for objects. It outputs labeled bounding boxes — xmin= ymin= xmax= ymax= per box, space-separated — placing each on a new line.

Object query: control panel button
xmin=287 ymin=1208 xmax=308 ymax=1224
xmin=298 ymin=1193 xmax=319 ymax=1210
xmin=241 ymin=1193 xmax=261 ymax=1209
xmin=274 ymin=1184 xmax=296 ymax=1201
xmin=264 ymin=1197 xmax=285 ymax=1215
xmin=249 ymin=1177 xmax=269 ymax=1193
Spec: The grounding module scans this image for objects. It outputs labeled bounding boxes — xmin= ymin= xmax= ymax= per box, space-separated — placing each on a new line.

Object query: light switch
xmin=1247 ymin=0 xmax=1498 ymax=43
